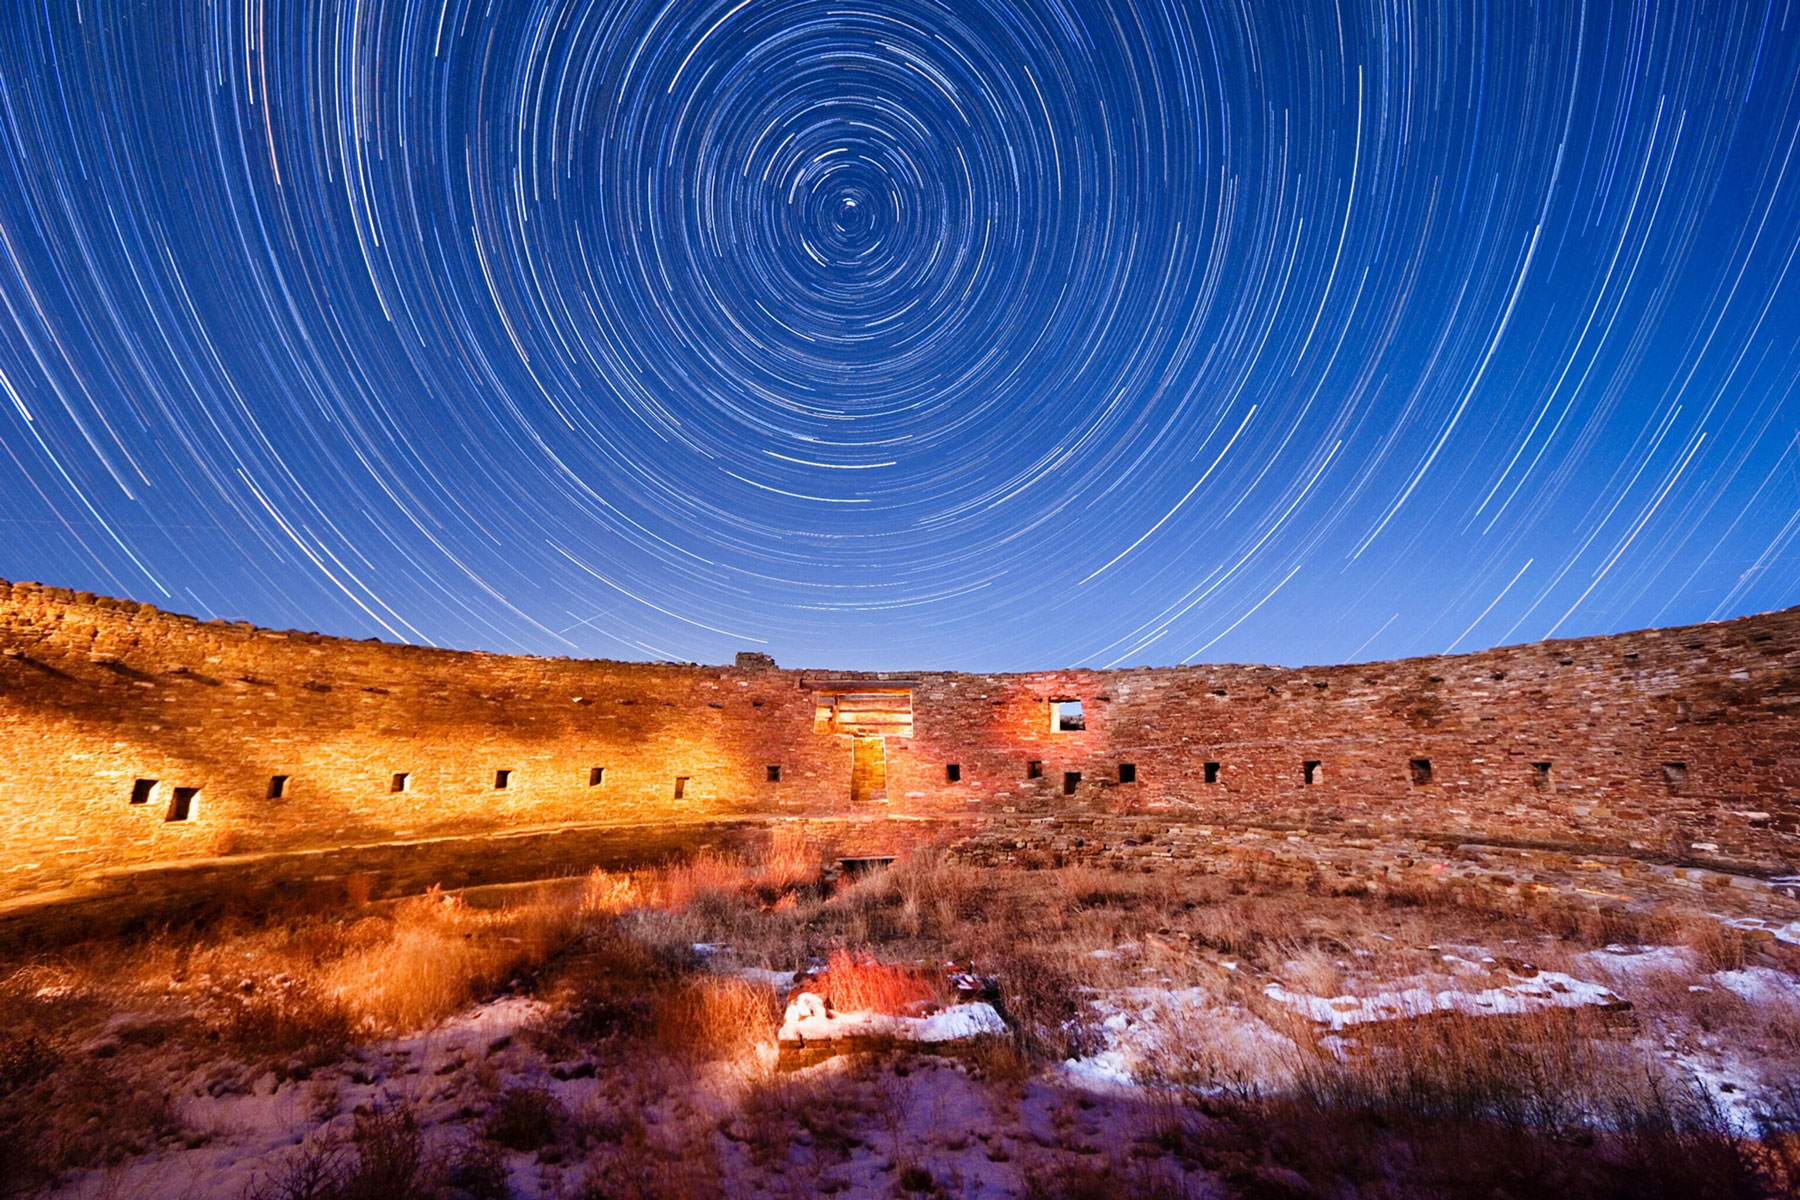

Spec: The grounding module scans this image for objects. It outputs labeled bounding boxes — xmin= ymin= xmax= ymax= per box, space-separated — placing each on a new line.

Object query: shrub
xmin=652 ymin=975 xmax=780 ymax=1059
xmin=224 ymin=978 xmax=355 ymax=1062
xmin=659 ymin=852 xmax=752 ymax=912
xmin=0 ymin=1032 xmax=59 ymax=1095
xmin=482 ymin=1086 xmax=566 ymax=1152
xmin=983 ymin=948 xmax=1096 ymax=1061
xmin=580 ymin=868 xmax=641 ymax=917
xmin=756 ymin=825 xmax=824 ymax=895
xmin=805 ymin=949 xmax=947 ymax=1015
xmin=242 ymin=1101 xmax=440 ymax=1200
xmin=1021 ymin=1153 xmax=1196 ymax=1200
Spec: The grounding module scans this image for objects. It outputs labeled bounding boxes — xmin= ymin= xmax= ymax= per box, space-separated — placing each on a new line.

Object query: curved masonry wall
xmin=1 ymin=577 xmax=1797 ymax=904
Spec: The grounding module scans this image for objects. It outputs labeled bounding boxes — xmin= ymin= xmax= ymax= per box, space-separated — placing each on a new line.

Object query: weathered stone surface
xmin=1 ymin=577 xmax=1797 ymax=905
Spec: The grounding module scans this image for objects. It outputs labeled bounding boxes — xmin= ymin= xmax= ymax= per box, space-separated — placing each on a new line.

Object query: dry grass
xmin=4 ymin=835 xmax=1800 ymax=1198
xmin=242 ymin=1101 xmax=450 ymax=1200
xmin=655 ymin=851 xmax=753 ymax=912
xmin=757 ymin=824 xmax=826 ymax=894
xmin=651 ymin=974 xmax=782 ymax=1060
xmin=804 ymin=948 xmax=949 ymax=1015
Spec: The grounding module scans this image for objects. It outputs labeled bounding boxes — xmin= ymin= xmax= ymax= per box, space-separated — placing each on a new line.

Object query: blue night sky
xmin=1 ymin=1 xmax=1798 ymax=671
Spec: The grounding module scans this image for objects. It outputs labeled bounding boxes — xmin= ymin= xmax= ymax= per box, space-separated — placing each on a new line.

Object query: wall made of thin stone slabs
xmin=1 ymin=578 xmax=1795 ymax=903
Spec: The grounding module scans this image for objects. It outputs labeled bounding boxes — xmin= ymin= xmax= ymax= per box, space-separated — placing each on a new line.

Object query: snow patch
xmin=1715 ymin=967 xmax=1800 ymax=1009
xmin=1265 ymin=970 xmax=1623 ymax=1031
xmin=778 ymin=999 xmax=1007 ymax=1045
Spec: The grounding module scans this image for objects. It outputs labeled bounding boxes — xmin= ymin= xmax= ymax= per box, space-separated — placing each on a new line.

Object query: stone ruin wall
xmin=1 ymin=577 xmax=1797 ymax=905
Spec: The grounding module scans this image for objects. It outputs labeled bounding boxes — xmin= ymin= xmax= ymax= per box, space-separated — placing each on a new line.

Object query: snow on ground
xmin=1063 ymin=985 xmax=1296 ymax=1092
xmin=1580 ymin=943 xmax=1701 ymax=978
xmin=27 ymin=934 xmax=1800 ymax=1198
xmin=1263 ymin=968 xmax=1623 ymax=1031
xmin=1724 ymin=917 xmax=1800 ymax=946
xmin=778 ymin=995 xmax=1007 ymax=1043
xmin=1715 ymin=965 xmax=1800 ymax=1009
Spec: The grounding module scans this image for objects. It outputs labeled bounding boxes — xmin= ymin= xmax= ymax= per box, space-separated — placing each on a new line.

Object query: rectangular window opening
xmin=1063 ymin=770 xmax=1081 ymax=796
xmin=1052 ymin=699 xmax=1086 ymax=732
xmin=1409 ymin=758 xmax=1432 ymax=786
xmin=494 ymin=769 xmax=513 ymax=790
xmin=1118 ymin=763 xmax=1137 ymax=784
xmin=589 ymin=766 xmax=606 ymax=787
xmin=767 ymin=764 xmax=782 ymax=783
xmin=1662 ymin=761 xmax=1688 ymax=790
xmin=1532 ymin=762 xmax=1552 ymax=789
xmin=166 ymin=786 xmax=198 ymax=822
xmin=673 ymin=776 xmax=688 ymax=799
xmin=1027 ymin=760 xmax=1043 ymax=779
xmin=129 ymin=778 xmax=157 ymax=806
xmin=1204 ymin=762 xmax=1220 ymax=784
xmin=391 ymin=772 xmax=410 ymax=794
xmin=1303 ymin=761 xmax=1322 ymax=785
xmin=268 ymin=775 xmax=289 ymax=800
xmin=946 ymin=763 xmax=961 ymax=783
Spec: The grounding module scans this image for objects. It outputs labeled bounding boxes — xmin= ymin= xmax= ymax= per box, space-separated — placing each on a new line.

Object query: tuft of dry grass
xmin=242 ymin=1100 xmax=443 ymax=1200
xmin=481 ymin=1086 xmax=567 ymax=1152
xmin=1021 ymin=1152 xmax=1198 ymax=1200
xmin=804 ymin=947 xmax=949 ymax=1015
xmin=318 ymin=888 xmax=579 ymax=1034
xmin=652 ymin=974 xmax=781 ymax=1060
xmin=756 ymin=824 xmax=825 ymax=894
xmin=656 ymin=851 xmax=753 ymax=912
xmin=579 ymin=867 xmax=642 ymax=917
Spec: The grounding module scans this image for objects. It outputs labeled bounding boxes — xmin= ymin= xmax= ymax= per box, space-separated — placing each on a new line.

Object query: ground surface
xmin=4 ymin=837 xmax=1800 ymax=1198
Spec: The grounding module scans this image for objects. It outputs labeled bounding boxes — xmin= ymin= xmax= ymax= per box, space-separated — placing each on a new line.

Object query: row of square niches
xmin=991 ymin=759 xmax=1672 ymax=789
xmin=127 ymin=765 xmax=794 ymax=806
xmin=127 ymin=758 xmax=1687 ymax=809
xmin=382 ymin=766 xmax=786 ymax=794
xmin=947 ymin=762 xmax=1139 ymax=791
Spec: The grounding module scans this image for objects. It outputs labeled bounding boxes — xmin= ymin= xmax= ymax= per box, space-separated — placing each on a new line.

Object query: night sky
xmin=1 ymin=2 xmax=1798 ymax=671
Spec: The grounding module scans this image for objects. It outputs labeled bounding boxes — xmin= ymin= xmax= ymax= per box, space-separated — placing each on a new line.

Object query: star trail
xmin=1 ymin=1 xmax=1798 ymax=670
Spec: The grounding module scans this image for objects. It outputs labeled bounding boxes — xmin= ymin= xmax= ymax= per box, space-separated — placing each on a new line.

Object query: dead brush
xmin=655 ymin=850 xmax=754 ymax=911
xmin=979 ymin=945 xmax=1098 ymax=1062
xmin=804 ymin=948 xmax=949 ymax=1015
xmin=242 ymin=1100 xmax=442 ymax=1200
xmin=652 ymin=974 xmax=782 ymax=1059
xmin=754 ymin=825 xmax=825 ymax=896
xmin=320 ymin=887 xmax=582 ymax=1034
xmin=579 ymin=867 xmax=642 ymax=917
xmin=575 ymin=1106 xmax=724 ymax=1199
xmin=1020 ymin=1151 xmax=1197 ymax=1200
xmin=2 ymin=1049 xmax=182 ymax=1193
xmin=481 ymin=1086 xmax=567 ymax=1152
xmin=1286 ymin=1006 xmax=1654 ymax=1131
xmin=891 ymin=847 xmax=983 ymax=940
xmin=729 ymin=1069 xmax=874 ymax=1170
xmin=223 ymin=976 xmax=355 ymax=1063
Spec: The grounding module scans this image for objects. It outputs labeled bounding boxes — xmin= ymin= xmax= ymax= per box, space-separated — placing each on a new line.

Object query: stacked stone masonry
xmin=1 ymin=577 xmax=1797 ymax=905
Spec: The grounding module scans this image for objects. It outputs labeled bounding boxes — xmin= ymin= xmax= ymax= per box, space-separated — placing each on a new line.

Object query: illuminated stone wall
xmin=1 ymin=577 xmax=1795 ymax=903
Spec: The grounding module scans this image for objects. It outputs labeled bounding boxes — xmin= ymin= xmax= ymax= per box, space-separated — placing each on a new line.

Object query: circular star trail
xmin=1 ymin=1 xmax=1798 ymax=669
